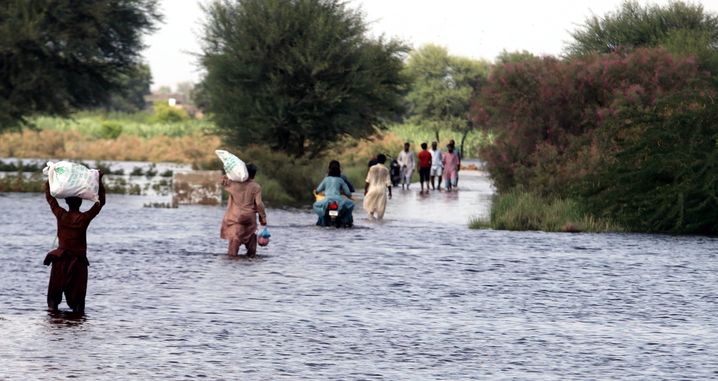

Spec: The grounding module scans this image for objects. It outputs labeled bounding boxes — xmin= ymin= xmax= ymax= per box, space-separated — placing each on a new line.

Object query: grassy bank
xmin=0 ymin=129 xmax=220 ymax=166
xmin=471 ymin=190 xmax=622 ymax=233
xmin=32 ymin=113 xmax=215 ymax=139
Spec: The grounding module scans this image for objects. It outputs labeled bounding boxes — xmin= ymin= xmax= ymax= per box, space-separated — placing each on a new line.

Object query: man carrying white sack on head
xmin=43 ymin=162 xmax=106 ymax=314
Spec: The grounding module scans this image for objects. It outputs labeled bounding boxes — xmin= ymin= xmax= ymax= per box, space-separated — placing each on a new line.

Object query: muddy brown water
xmin=1 ymin=171 xmax=717 ymax=379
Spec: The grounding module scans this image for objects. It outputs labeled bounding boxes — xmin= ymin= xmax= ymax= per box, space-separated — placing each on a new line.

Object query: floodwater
xmin=1 ymin=170 xmax=717 ymax=380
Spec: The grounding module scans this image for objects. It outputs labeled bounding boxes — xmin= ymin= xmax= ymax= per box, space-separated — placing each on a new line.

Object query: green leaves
xmin=403 ymin=44 xmax=489 ymax=142
xmin=0 ymin=0 xmax=161 ymax=129
xmin=586 ymin=93 xmax=718 ymax=234
xmin=199 ymin=0 xmax=407 ymax=157
xmin=566 ymin=1 xmax=718 ymax=56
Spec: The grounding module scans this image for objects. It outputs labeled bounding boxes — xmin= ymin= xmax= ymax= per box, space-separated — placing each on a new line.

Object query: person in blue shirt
xmin=313 ymin=160 xmax=354 ymax=227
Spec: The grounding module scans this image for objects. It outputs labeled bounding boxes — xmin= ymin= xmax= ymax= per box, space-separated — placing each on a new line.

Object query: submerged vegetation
xmin=470 ymin=190 xmax=622 ymax=233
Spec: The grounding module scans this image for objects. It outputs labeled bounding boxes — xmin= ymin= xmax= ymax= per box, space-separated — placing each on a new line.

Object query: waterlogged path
xmin=1 ymin=171 xmax=717 ymax=379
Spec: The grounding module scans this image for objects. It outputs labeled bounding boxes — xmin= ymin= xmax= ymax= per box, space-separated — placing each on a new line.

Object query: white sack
xmin=215 ymin=150 xmax=248 ymax=182
xmin=43 ymin=161 xmax=100 ymax=202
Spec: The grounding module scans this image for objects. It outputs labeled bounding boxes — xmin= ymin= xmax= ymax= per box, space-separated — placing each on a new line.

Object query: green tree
xmin=0 ymin=0 xmax=160 ymax=129
xmin=496 ymin=49 xmax=536 ymax=64
xmin=199 ymin=0 xmax=408 ymax=157
xmin=585 ymin=91 xmax=718 ymax=234
xmin=104 ymin=63 xmax=153 ymax=112
xmin=404 ymin=44 xmax=489 ymax=153
xmin=566 ymin=1 xmax=718 ymax=56
xmin=190 ymin=81 xmax=210 ymax=112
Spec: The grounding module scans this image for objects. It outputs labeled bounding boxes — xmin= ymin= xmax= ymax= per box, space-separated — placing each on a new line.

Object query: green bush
xmin=254 ymin=174 xmax=294 ymax=205
xmin=583 ymin=92 xmax=718 ymax=234
xmin=216 ymin=145 xmax=378 ymax=206
xmin=31 ymin=113 xmax=214 ymax=139
xmin=150 ymin=101 xmax=190 ymax=123
xmin=250 ymin=148 xmax=324 ymax=204
xmin=341 ymin=163 xmax=368 ymax=192
xmin=99 ymin=121 xmax=123 ymax=139
xmin=471 ymin=189 xmax=622 ymax=232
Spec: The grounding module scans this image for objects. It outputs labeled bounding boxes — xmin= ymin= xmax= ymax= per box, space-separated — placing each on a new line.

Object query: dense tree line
xmin=476 ymin=1 xmax=718 ymax=234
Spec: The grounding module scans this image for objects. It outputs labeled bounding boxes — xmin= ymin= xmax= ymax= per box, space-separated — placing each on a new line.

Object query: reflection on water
xmin=46 ymin=310 xmax=87 ymax=327
xmin=1 ymin=170 xmax=717 ymax=379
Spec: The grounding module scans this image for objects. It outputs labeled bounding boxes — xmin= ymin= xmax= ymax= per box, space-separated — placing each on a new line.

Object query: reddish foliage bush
xmin=474 ymin=48 xmax=710 ymax=195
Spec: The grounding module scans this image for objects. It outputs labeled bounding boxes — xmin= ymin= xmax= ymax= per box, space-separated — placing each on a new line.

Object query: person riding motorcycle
xmin=313 ymin=160 xmax=354 ymax=227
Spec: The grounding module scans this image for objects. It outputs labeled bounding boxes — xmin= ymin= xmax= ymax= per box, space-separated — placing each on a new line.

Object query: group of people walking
xmin=309 ymin=139 xmax=463 ymax=230
xmin=396 ymin=140 xmax=462 ymax=193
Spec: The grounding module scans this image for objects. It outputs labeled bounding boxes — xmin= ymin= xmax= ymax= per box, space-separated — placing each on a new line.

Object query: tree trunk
xmin=460 ymin=130 xmax=469 ymax=159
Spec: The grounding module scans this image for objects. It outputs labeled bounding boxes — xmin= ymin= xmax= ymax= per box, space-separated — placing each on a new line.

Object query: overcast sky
xmin=143 ymin=0 xmax=716 ymax=90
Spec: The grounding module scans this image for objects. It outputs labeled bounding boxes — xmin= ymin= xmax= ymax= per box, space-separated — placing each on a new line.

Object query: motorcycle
xmin=390 ymin=159 xmax=401 ymax=187
xmin=314 ymin=193 xmax=353 ymax=228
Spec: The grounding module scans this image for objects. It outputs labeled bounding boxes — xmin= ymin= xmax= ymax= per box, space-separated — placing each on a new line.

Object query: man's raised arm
xmin=45 ymin=181 xmax=63 ymax=218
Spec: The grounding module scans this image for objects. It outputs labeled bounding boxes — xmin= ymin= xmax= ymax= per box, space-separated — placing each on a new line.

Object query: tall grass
xmin=0 ymin=129 xmax=220 ymax=165
xmin=31 ymin=113 xmax=215 ymax=139
xmin=470 ymin=189 xmax=623 ymax=233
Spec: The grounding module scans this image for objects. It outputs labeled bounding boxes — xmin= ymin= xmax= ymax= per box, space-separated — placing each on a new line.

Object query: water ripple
xmin=1 ymin=172 xmax=717 ymax=379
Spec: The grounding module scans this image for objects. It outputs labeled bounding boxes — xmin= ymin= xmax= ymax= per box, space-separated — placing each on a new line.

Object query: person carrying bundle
xmin=220 ymin=163 xmax=267 ymax=257
xmin=44 ymin=172 xmax=106 ymax=314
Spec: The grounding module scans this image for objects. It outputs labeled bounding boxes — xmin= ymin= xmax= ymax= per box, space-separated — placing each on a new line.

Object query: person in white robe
xmin=397 ymin=142 xmax=415 ymax=190
xmin=363 ymin=154 xmax=392 ymax=220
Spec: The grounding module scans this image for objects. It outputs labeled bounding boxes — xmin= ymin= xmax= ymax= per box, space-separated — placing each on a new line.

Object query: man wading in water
xmin=221 ymin=163 xmax=267 ymax=257
xmin=44 ymin=173 xmax=106 ymax=314
xmin=364 ymin=153 xmax=392 ymax=220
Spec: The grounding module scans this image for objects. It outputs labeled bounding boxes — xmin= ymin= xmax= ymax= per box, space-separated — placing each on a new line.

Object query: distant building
xmin=145 ymin=91 xmax=203 ymax=119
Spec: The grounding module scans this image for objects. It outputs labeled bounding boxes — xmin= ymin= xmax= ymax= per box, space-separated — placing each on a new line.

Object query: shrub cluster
xmin=475 ymin=48 xmax=718 ymax=234
xmin=470 ymin=189 xmax=622 ymax=233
